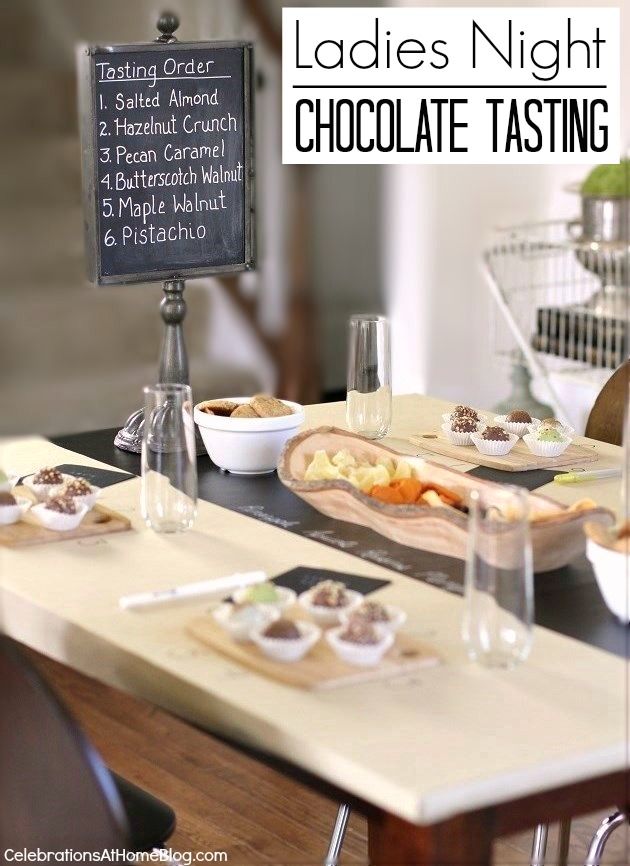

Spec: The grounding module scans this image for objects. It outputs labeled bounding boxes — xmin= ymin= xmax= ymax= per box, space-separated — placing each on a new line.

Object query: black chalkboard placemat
xmin=468 ymin=466 xmax=557 ymax=492
xmin=273 ymin=567 xmax=390 ymax=596
xmin=55 ymin=464 xmax=134 ymax=489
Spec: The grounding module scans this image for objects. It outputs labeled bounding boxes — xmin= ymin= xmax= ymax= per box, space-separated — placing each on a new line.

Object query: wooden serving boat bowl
xmin=277 ymin=427 xmax=615 ymax=573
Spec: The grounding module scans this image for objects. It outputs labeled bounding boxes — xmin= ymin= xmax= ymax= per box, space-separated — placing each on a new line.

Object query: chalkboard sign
xmin=78 ymin=41 xmax=254 ymax=285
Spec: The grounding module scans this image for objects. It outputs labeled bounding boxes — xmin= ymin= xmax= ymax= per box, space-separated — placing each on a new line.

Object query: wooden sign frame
xmin=78 ymin=40 xmax=255 ymax=286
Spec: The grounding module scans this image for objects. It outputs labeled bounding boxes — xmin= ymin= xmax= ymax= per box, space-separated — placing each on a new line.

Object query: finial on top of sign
xmin=155 ymin=11 xmax=180 ymax=43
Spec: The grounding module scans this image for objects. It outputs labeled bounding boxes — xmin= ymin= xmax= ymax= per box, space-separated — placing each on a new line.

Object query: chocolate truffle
xmin=506 ymin=409 xmax=532 ymax=423
xmin=263 ymin=619 xmax=301 ymax=640
xmin=62 ymin=477 xmax=92 ymax=497
xmin=311 ymin=580 xmax=349 ymax=608
xmin=339 ymin=619 xmax=380 ymax=645
xmin=452 ymin=405 xmax=479 ymax=421
xmin=451 ymin=417 xmax=477 ymax=434
xmin=45 ymin=495 xmax=77 ymax=515
xmin=481 ymin=426 xmax=510 ymax=442
xmin=33 ymin=467 xmax=63 ymax=485
xmin=0 ymin=491 xmax=17 ymax=507
xmin=350 ymin=601 xmax=390 ymax=623
xmin=541 ymin=418 xmax=563 ymax=429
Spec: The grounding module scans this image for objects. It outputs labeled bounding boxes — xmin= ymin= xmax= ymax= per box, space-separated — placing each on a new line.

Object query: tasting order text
xmin=82 ymin=44 xmax=252 ymax=283
xmin=282 ymin=7 xmax=620 ymax=165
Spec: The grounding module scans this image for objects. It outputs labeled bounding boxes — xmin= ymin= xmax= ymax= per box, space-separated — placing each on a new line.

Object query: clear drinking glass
xmin=141 ymin=384 xmax=197 ymax=533
xmin=346 ymin=314 xmax=392 ymax=439
xmin=463 ymin=486 xmax=534 ymax=668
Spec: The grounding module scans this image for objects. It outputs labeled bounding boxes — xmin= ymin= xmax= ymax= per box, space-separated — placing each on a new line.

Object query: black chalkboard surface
xmin=79 ymin=41 xmax=254 ymax=284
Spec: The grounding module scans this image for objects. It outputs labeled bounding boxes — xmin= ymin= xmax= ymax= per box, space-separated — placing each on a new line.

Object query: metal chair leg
xmin=324 ymin=803 xmax=351 ymax=866
xmin=585 ymin=810 xmax=627 ymax=866
xmin=530 ymin=823 xmax=549 ymax=866
xmin=557 ymin=818 xmax=571 ymax=866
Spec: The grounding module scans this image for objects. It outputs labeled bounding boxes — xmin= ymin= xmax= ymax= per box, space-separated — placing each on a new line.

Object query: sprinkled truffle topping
xmin=339 ymin=619 xmax=380 ymax=645
xmin=481 ymin=426 xmax=510 ymax=442
xmin=311 ymin=580 xmax=349 ymax=608
xmin=506 ymin=409 xmax=532 ymax=423
xmin=0 ymin=491 xmax=17 ymax=507
xmin=45 ymin=495 xmax=77 ymax=515
xmin=452 ymin=405 xmax=479 ymax=421
xmin=350 ymin=601 xmax=390 ymax=623
xmin=61 ymin=478 xmax=92 ymax=497
xmin=541 ymin=418 xmax=563 ymax=429
xmin=451 ymin=417 xmax=477 ymax=434
xmin=33 ymin=467 xmax=63 ymax=485
xmin=263 ymin=619 xmax=301 ymax=640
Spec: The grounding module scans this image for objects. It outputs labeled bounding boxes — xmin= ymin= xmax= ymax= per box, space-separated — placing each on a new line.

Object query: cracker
xmin=232 ymin=403 xmax=259 ymax=418
xmin=251 ymin=394 xmax=293 ymax=418
xmin=199 ymin=400 xmax=238 ymax=417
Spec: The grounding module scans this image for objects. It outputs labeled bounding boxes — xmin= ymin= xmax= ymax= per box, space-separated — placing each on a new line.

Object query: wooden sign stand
xmin=115 ymin=15 xmax=189 ymax=453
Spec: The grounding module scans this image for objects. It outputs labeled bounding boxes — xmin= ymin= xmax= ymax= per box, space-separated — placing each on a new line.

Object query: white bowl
xmin=494 ymin=415 xmax=539 ymax=438
xmin=441 ymin=422 xmax=480 ymax=447
xmin=251 ymin=620 xmax=321 ymax=663
xmin=326 ymin=625 xmax=394 ymax=667
xmin=0 ymin=496 xmax=32 ymax=526
xmin=194 ymin=397 xmax=305 ymax=475
xmin=212 ymin=602 xmax=279 ymax=642
xmin=586 ymin=538 xmax=630 ymax=623
xmin=232 ymin=585 xmax=297 ymax=611
xmin=470 ymin=431 xmax=518 ymax=457
xmin=298 ymin=587 xmax=363 ymax=626
xmin=22 ymin=473 xmax=72 ymax=502
xmin=522 ymin=432 xmax=571 ymax=459
xmin=340 ymin=603 xmax=407 ymax=634
xmin=31 ymin=501 xmax=89 ymax=532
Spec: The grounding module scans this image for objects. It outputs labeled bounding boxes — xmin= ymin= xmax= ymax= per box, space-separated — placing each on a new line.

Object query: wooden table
xmin=1 ymin=395 xmax=628 ymax=865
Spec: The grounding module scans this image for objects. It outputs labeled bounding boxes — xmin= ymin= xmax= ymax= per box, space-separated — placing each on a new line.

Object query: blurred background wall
xmin=1 ymin=0 xmax=626 ymax=436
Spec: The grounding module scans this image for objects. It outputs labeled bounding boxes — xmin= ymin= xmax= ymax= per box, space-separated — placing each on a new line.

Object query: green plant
xmin=581 ymin=160 xmax=630 ymax=197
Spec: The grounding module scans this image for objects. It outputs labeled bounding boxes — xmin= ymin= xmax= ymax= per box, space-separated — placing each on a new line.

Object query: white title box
xmin=282 ymin=6 xmax=620 ymax=164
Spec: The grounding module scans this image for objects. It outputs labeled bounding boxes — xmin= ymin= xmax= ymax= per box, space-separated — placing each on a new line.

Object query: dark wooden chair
xmin=585 ymin=359 xmax=629 ymax=446
xmin=0 ymin=635 xmax=175 ymax=852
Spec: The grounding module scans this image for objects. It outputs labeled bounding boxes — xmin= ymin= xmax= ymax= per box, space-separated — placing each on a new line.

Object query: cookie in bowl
xmin=194 ymin=396 xmax=304 ymax=475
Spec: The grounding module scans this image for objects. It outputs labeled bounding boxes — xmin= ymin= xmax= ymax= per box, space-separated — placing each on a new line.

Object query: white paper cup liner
xmin=494 ymin=416 xmax=539 ymax=438
xmin=32 ymin=502 xmax=88 ymax=531
xmin=441 ymin=423 xmax=477 ymax=446
xmin=470 ymin=432 xmax=518 ymax=456
xmin=523 ymin=433 xmax=571 ymax=458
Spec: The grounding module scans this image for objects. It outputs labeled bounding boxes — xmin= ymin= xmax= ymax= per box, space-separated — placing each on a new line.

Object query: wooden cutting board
xmin=0 ymin=487 xmax=132 ymax=548
xmin=409 ymin=432 xmax=599 ymax=472
xmin=188 ymin=611 xmax=440 ymax=690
